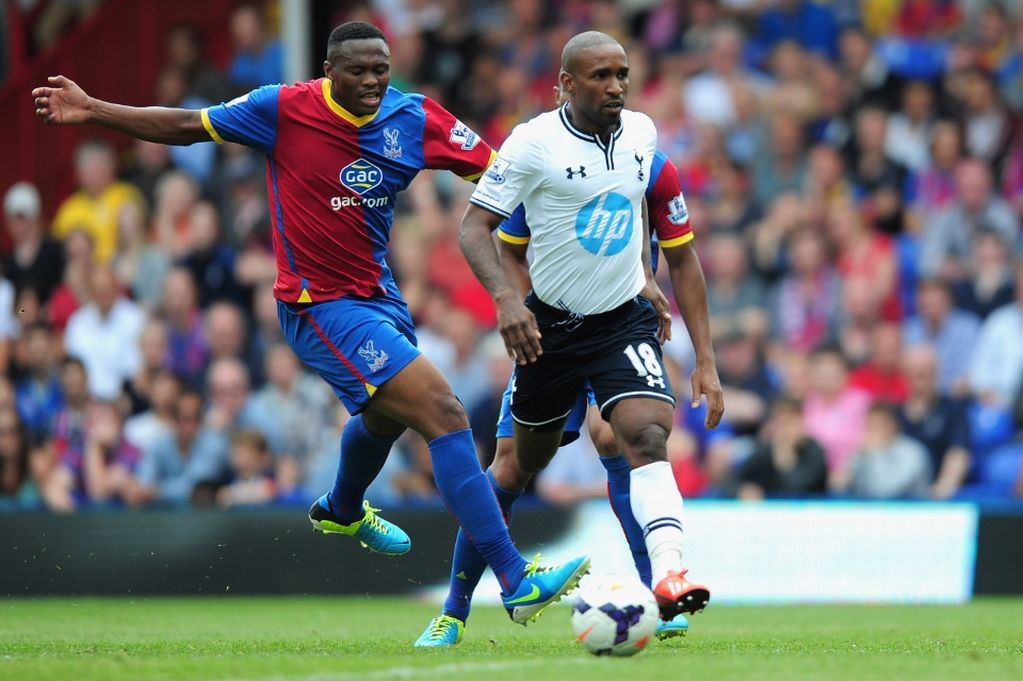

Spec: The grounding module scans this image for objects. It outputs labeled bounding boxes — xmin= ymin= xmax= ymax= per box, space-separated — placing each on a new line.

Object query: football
xmin=570 ymin=574 xmax=660 ymax=657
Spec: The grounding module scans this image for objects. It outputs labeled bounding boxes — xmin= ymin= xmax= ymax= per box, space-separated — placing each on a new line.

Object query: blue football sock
xmin=326 ymin=414 xmax=399 ymax=524
xmin=443 ymin=468 xmax=522 ymax=622
xmin=600 ymin=454 xmax=652 ymax=587
xmin=429 ymin=430 xmax=527 ymax=594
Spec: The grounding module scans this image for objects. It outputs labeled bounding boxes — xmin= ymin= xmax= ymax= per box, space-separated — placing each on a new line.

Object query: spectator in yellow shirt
xmin=52 ymin=139 xmax=142 ymax=263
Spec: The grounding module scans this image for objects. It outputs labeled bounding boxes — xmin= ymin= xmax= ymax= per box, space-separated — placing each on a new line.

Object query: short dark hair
xmin=327 ymin=21 xmax=386 ymax=61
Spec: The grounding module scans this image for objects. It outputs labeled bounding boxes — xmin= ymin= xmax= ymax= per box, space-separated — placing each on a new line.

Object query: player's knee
xmin=591 ymin=423 xmax=618 ymax=456
xmin=426 ymin=392 xmax=470 ymax=435
xmin=491 ymin=442 xmax=531 ymax=491
xmin=619 ymin=422 xmax=669 ymax=466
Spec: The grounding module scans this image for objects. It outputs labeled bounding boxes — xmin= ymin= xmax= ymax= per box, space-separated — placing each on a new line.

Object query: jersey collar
xmin=321 ymin=79 xmax=380 ymax=127
xmin=558 ymin=104 xmax=624 ymax=144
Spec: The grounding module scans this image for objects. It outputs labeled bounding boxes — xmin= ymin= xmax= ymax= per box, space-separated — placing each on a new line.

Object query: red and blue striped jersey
xmin=201 ymin=79 xmax=496 ymax=303
xmin=496 ymin=149 xmax=692 ymax=273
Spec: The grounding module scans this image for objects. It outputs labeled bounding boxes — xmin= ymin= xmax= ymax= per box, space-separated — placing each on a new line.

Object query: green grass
xmin=1 ymin=597 xmax=1021 ymax=681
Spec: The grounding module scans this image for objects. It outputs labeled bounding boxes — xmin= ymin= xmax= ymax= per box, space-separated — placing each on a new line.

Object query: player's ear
xmin=322 ymin=60 xmax=334 ymax=79
xmin=558 ymin=70 xmax=573 ymax=95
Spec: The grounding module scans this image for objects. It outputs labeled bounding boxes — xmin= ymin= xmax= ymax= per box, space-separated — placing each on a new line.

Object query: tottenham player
xmin=32 ymin=21 xmax=589 ymax=624
xmin=460 ymin=31 xmax=722 ymax=624
xmin=416 ymin=147 xmax=703 ymax=647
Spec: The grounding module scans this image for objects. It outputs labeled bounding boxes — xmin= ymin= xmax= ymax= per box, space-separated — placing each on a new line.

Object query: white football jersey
xmin=470 ymin=105 xmax=657 ymax=315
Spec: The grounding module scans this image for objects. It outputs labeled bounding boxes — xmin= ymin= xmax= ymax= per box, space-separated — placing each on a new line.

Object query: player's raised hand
xmin=33 ymin=75 xmax=91 ymax=125
xmin=639 ymin=279 xmax=672 ymax=343
xmin=691 ymin=361 xmax=724 ymax=429
xmin=495 ymin=294 xmax=542 ymax=365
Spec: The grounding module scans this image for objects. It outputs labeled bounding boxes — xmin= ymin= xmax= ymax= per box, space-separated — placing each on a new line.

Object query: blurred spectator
xmin=803 ymin=145 xmax=852 ymax=222
xmin=960 ymin=66 xmax=1013 ymax=165
xmin=899 ymin=345 xmax=972 ymax=500
xmin=906 ymin=120 xmax=962 ymax=231
xmin=64 ymin=265 xmax=144 ymax=400
xmin=246 ymin=343 xmax=333 ymax=491
xmin=111 ymin=199 xmax=171 ymax=311
xmin=154 ymin=66 xmax=216 ymax=187
xmin=180 ymin=202 xmax=243 ymax=308
xmin=769 ymin=227 xmax=841 ymax=352
xmin=161 ymin=268 xmax=208 ymax=385
xmin=204 ymin=302 xmax=250 ymax=373
xmin=164 ymin=23 xmax=232 ymax=105
xmin=717 ymin=330 xmax=776 ymax=437
xmin=228 ymin=4 xmax=283 ymax=91
xmin=952 ymin=228 xmax=1015 ymax=319
xmin=3 ymin=182 xmax=64 ymax=304
xmin=885 ymin=80 xmax=936 ymax=172
xmin=435 ymin=308 xmax=489 ymax=411
xmin=845 ymin=106 xmax=907 ymax=233
xmin=246 ymin=282 xmax=286 ymax=387
xmin=30 ymin=0 xmax=103 ymax=52
xmin=706 ymin=159 xmax=762 ymax=234
xmin=217 ymin=429 xmax=275 ymax=508
xmin=752 ymin=111 xmax=808 ymax=206
xmin=842 ymin=402 xmax=931 ymax=499
xmin=78 ymin=401 xmax=141 ymax=507
xmin=52 ymin=140 xmax=143 ymax=264
xmin=849 ymin=323 xmax=910 ymax=403
xmin=919 ymin=159 xmax=1018 ymax=279
xmin=134 ymin=391 xmax=229 ymax=507
xmin=152 ymin=171 xmax=200 ymax=260
xmin=14 ymin=324 xmax=63 ymax=441
xmin=47 ymin=229 xmax=94 ymax=333
xmin=122 ymin=140 xmax=173 ymax=208
xmin=838 ymin=25 xmax=900 ymax=108
xmin=706 ymin=233 xmax=767 ymax=343
xmin=36 ymin=358 xmax=90 ymax=512
xmin=0 ymin=408 xmax=42 ymax=511
xmin=969 ymin=265 xmax=1023 ymax=406
xmin=734 ymin=396 xmax=827 ymax=500
xmin=123 ymin=319 xmax=170 ymax=415
xmin=685 ymin=22 xmax=769 ymax=127
xmin=467 ymin=333 xmax=515 ymax=466
xmin=123 ymin=368 xmax=180 ymax=455
xmin=828 ymin=199 xmax=900 ymax=322
xmin=204 ymin=357 xmax=259 ymax=437
xmin=903 ymin=278 xmax=980 ymax=395
xmin=802 ymin=346 xmax=871 ymax=484
xmin=219 ymin=146 xmax=271 ymax=247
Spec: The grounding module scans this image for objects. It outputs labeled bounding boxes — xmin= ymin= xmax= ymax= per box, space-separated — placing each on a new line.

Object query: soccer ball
xmin=570 ymin=574 xmax=659 ymax=657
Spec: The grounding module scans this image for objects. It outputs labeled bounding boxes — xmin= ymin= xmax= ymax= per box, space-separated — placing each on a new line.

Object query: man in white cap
xmin=3 ymin=181 xmax=65 ymax=304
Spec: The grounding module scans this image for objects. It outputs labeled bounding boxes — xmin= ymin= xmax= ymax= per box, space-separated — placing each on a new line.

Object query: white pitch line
xmin=206 ymin=657 xmax=588 ymax=681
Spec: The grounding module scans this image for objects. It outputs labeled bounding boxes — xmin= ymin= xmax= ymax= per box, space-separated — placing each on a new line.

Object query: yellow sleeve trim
xmin=462 ymin=149 xmax=498 ymax=181
xmin=659 ymin=232 xmax=695 ymax=249
xmin=201 ymin=109 xmax=225 ymax=144
xmin=497 ymin=229 xmax=530 ymax=245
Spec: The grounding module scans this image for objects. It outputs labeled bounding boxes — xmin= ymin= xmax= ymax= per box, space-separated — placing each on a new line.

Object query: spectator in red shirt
xmin=850 ymin=323 xmax=910 ymax=404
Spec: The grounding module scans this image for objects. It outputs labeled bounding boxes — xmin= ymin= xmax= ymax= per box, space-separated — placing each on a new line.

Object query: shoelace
xmin=361 ymin=503 xmax=388 ymax=534
xmin=524 ymin=553 xmax=554 ymax=576
xmin=427 ymin=616 xmax=458 ymax=640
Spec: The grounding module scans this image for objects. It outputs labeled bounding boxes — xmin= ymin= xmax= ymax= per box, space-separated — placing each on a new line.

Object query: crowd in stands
xmin=4 ymin=0 xmax=1023 ymax=513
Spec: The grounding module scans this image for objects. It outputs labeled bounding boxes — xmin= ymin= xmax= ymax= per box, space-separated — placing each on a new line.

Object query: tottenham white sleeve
xmin=469 ymin=124 xmax=544 ymax=219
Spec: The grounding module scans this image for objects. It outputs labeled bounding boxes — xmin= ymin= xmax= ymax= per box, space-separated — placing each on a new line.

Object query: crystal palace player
xmin=32 ymin=21 xmax=589 ymax=624
xmin=459 ymin=31 xmax=722 ymax=627
xmin=416 ymin=148 xmax=708 ymax=647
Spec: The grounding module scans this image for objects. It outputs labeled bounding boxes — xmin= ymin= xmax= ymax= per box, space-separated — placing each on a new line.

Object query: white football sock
xmin=629 ymin=460 xmax=685 ymax=584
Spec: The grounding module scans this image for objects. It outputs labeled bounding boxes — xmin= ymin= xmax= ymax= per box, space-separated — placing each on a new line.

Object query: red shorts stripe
xmin=297 ymin=308 xmax=369 ymax=387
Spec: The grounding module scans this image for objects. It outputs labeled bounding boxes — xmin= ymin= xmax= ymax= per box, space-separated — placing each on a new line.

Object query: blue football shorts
xmin=277 ymin=295 xmax=421 ymax=415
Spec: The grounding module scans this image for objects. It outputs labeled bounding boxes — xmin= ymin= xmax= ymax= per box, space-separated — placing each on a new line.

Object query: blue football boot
xmin=414 ymin=614 xmax=465 ymax=648
xmin=502 ymin=554 xmax=591 ymax=624
xmin=656 ymin=613 xmax=690 ymax=639
xmin=308 ymin=496 xmax=411 ymax=556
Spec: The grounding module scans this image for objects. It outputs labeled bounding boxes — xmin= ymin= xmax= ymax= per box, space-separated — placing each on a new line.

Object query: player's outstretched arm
xmin=33 ymin=75 xmax=209 ymax=145
xmin=662 ymin=242 xmax=724 ymax=429
xmin=461 ymin=203 xmax=542 ymax=365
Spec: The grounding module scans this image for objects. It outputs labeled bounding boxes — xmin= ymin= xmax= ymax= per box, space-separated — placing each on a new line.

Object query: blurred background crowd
xmin=3 ymin=0 xmax=1023 ymax=514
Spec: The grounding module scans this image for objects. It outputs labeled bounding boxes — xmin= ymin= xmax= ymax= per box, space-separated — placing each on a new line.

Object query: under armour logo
xmin=634 ymin=152 xmax=645 ymax=182
xmin=646 ymin=375 xmax=665 ymax=389
xmin=566 ymin=166 xmax=586 ymax=179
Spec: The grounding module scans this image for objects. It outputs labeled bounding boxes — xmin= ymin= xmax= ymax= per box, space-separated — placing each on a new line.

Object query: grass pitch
xmin=1 ymin=597 xmax=1021 ymax=681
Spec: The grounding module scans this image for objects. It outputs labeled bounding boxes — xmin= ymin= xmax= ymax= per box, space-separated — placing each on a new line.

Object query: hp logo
xmin=575 ymin=192 xmax=634 ymax=256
